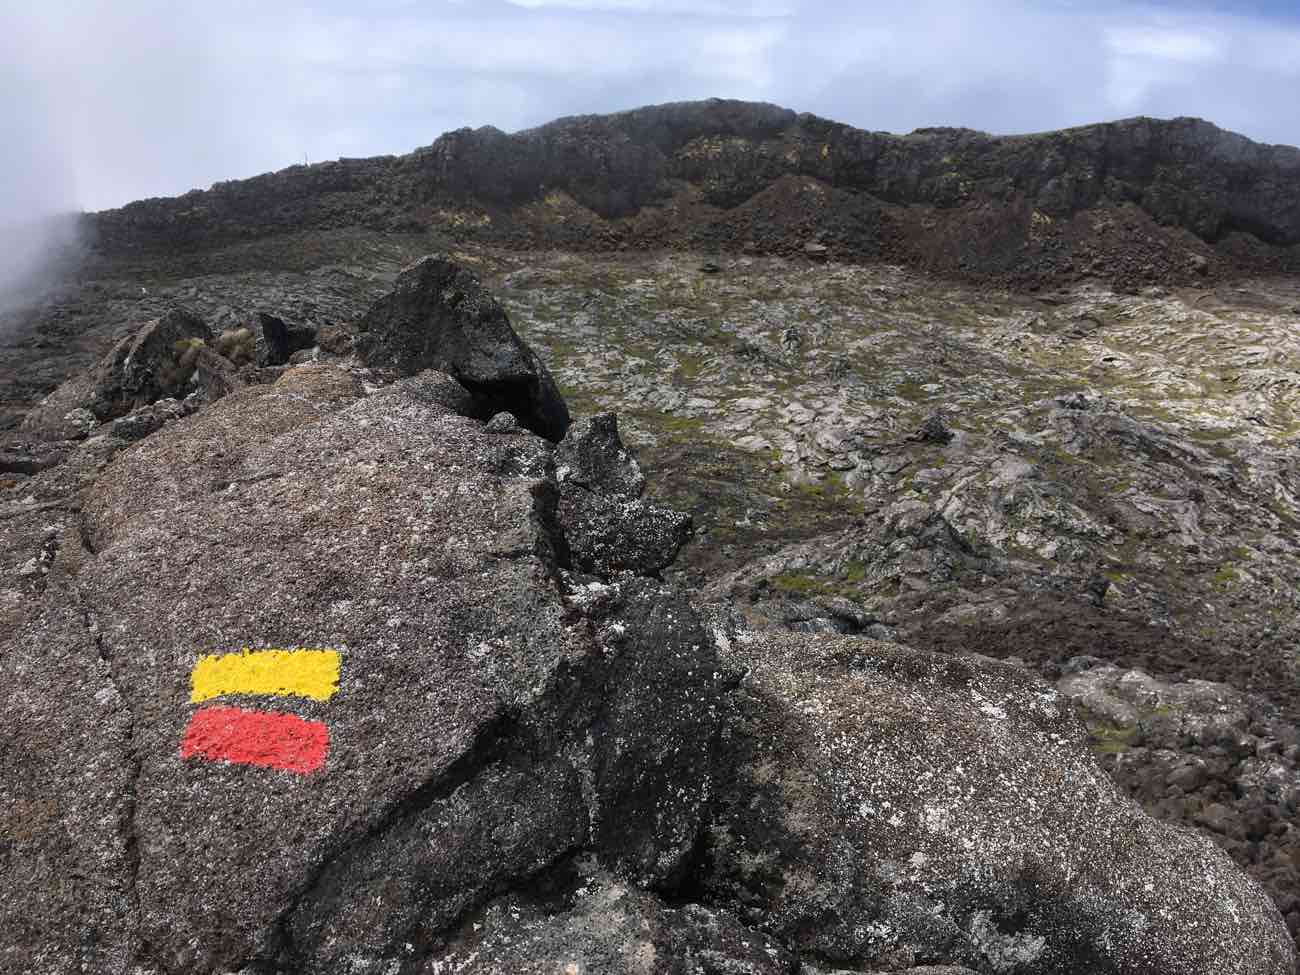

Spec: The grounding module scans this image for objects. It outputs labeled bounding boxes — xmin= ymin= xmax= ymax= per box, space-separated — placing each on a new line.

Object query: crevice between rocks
xmin=459 ymin=374 xmax=567 ymax=444
xmin=72 ymin=506 xmax=152 ymax=969
xmin=79 ymin=600 xmax=149 ymax=969
xmin=656 ymin=821 xmax=716 ymax=908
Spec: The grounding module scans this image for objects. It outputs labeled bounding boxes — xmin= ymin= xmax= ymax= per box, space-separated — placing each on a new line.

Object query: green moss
xmin=768 ymin=567 xmax=871 ymax=602
xmin=770 ymin=573 xmax=824 ymax=596
xmin=1188 ymin=426 xmax=1236 ymax=442
xmin=675 ymin=352 xmax=706 ymax=383
xmin=649 ymin=413 xmax=705 ymax=437
xmin=894 ymin=379 xmax=929 ymax=403
xmin=1210 ymin=565 xmax=1239 ymax=591
xmin=1088 ymin=721 xmax=1138 ymax=754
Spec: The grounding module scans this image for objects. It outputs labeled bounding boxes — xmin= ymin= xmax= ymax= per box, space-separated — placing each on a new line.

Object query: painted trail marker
xmin=190 ymin=648 xmax=340 ymax=703
xmin=180 ymin=648 xmax=341 ymax=775
xmin=180 ymin=706 xmax=330 ymax=774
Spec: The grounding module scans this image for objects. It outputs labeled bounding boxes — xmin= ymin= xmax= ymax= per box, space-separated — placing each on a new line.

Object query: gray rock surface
xmin=109 ymin=397 xmax=187 ymax=442
xmin=6 ymin=358 xmax=717 ymax=972
xmin=0 ymin=599 xmax=138 ymax=975
xmin=700 ymin=623 xmax=1294 ymax=973
xmin=355 ymin=255 xmax=570 ymax=441
xmin=423 ymin=868 xmax=798 ymax=973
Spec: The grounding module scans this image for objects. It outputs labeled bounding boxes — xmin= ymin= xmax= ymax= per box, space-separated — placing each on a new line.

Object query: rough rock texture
xmin=555 ymin=413 xmax=693 ymax=576
xmin=702 ymin=624 xmax=1294 ymax=973
xmin=1057 ymin=660 xmax=1300 ymax=941
xmin=459 ymin=249 xmax=1300 ymax=949
xmin=109 ymin=398 xmax=187 ymax=442
xmin=4 ymin=356 xmax=720 ymax=973
xmin=20 ymin=308 xmax=211 ymax=439
xmin=3 ymin=256 xmax=1297 ymax=973
xmin=423 ymin=867 xmax=799 ymax=973
xmin=0 ymin=600 xmax=138 ymax=974
xmin=355 ymin=255 xmax=570 ymax=440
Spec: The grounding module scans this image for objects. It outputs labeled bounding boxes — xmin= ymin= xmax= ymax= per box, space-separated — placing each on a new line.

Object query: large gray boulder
xmin=355 ymin=255 xmax=570 ymax=441
xmin=3 ymin=364 xmax=718 ymax=973
xmin=700 ymin=625 xmax=1295 ymax=974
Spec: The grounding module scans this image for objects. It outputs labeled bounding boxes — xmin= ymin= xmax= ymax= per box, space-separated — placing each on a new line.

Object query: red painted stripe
xmin=180 ymin=706 xmax=329 ymax=774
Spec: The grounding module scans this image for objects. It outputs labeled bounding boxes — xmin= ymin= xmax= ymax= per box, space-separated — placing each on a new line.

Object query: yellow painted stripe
xmin=190 ymin=649 xmax=341 ymax=703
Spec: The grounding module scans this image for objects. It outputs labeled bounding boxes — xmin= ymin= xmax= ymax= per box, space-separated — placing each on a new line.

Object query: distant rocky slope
xmin=88 ymin=99 xmax=1300 ymax=288
xmin=2 ymin=256 xmax=1292 ymax=974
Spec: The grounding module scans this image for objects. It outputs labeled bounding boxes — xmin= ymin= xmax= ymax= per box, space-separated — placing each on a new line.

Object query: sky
xmin=2 ymin=0 xmax=1299 ymax=222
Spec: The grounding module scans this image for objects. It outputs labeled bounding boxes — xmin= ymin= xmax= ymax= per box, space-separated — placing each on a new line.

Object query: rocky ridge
xmin=85 ymin=99 xmax=1300 ymax=289
xmin=2 ymin=255 xmax=1293 ymax=973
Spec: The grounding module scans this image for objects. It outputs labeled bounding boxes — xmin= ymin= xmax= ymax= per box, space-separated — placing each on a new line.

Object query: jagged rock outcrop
xmin=8 ymin=364 xmax=719 ymax=973
xmin=1 ymin=259 xmax=1293 ymax=973
xmin=355 ymin=254 xmax=570 ymax=441
xmin=424 ymin=872 xmax=800 ymax=973
xmin=555 ymin=413 xmax=693 ymax=576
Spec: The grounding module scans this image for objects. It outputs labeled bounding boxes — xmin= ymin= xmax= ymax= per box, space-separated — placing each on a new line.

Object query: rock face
xmin=425 ymin=871 xmax=800 ymax=973
xmin=0 ymin=260 xmax=1294 ymax=974
xmin=355 ymin=255 xmax=571 ymax=440
xmin=68 ymin=368 xmax=713 ymax=972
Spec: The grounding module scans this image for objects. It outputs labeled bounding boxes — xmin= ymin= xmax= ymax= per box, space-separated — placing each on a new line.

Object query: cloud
xmin=502 ymin=0 xmax=793 ymax=14
xmin=2 ymin=0 xmax=1300 ymax=223
xmin=1106 ymin=26 xmax=1223 ymax=63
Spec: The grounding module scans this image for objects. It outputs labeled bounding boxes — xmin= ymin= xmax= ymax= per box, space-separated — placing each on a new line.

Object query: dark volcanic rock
xmin=424 ymin=870 xmax=798 ymax=973
xmin=17 ymin=364 xmax=716 ymax=972
xmin=3 ymin=267 xmax=1295 ymax=974
xmin=257 ymin=311 xmax=318 ymax=366
xmin=555 ymin=413 xmax=692 ymax=576
xmin=355 ymin=255 xmax=570 ymax=441
xmin=572 ymin=576 xmax=719 ymax=883
xmin=555 ymin=412 xmax=648 ymax=498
